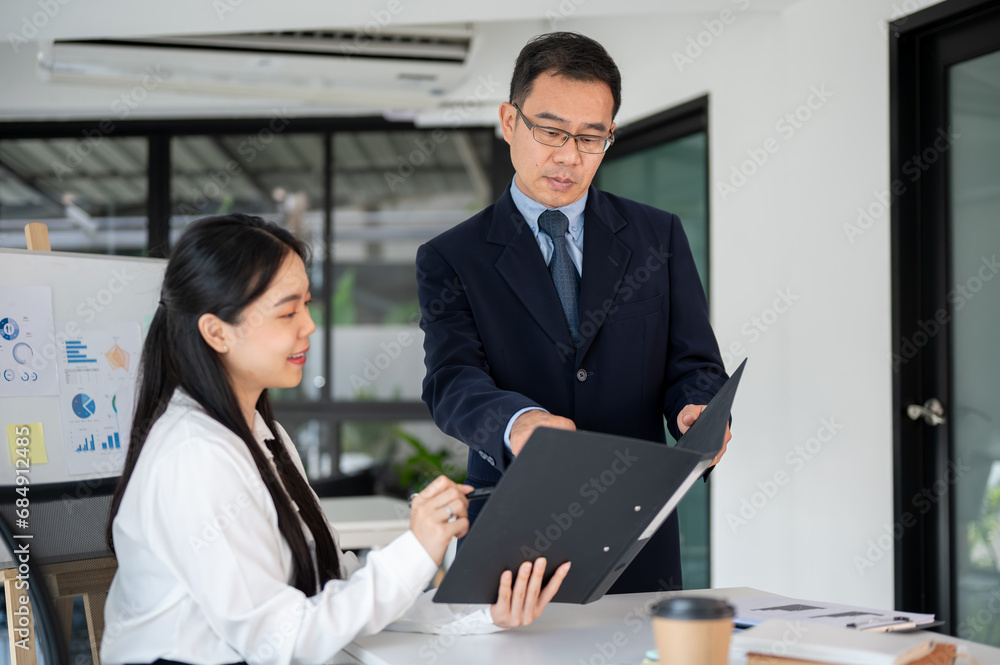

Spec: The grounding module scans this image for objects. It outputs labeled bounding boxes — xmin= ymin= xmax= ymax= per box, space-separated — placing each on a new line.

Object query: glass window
xmin=0 ymin=137 xmax=148 ymax=255
xmin=330 ymin=130 xmax=492 ymax=402
xmin=595 ymin=132 xmax=708 ymax=285
xmin=171 ymin=133 xmax=327 ymax=400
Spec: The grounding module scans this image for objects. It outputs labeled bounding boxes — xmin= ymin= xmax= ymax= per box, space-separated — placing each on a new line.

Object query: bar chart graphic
xmin=58 ymin=322 xmax=141 ymax=476
xmin=65 ymin=340 xmax=98 ymax=364
xmin=73 ymin=433 xmax=121 ymax=452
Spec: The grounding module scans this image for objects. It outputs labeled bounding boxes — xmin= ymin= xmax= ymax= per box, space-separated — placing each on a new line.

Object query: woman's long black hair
xmin=106 ymin=214 xmax=340 ymax=594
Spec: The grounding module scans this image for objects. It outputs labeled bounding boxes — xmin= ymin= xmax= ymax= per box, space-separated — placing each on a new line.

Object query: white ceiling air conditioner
xmin=36 ymin=26 xmax=476 ymax=110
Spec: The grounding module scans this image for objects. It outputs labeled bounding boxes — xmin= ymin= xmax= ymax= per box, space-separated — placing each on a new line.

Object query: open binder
xmin=434 ymin=359 xmax=746 ymax=604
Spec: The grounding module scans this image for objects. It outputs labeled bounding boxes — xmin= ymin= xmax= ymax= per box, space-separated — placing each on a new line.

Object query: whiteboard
xmin=0 ymin=248 xmax=166 ymax=486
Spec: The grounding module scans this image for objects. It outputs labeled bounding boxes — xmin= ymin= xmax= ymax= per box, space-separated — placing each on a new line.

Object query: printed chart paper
xmin=57 ymin=322 xmax=141 ymax=476
xmin=0 ymin=286 xmax=59 ymax=397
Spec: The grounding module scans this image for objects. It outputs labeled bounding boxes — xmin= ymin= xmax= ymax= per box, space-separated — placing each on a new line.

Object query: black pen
xmin=467 ymin=487 xmax=494 ymax=501
xmin=408 ymin=486 xmax=494 ymax=507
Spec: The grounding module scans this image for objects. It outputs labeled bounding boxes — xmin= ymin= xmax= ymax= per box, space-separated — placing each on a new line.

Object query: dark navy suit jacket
xmin=416 ymin=185 xmax=727 ymax=592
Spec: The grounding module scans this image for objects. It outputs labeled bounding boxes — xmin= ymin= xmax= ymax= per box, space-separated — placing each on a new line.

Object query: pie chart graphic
xmin=0 ymin=317 xmax=18 ymax=341
xmin=72 ymin=393 xmax=97 ymax=419
xmin=12 ymin=343 xmax=33 ymax=365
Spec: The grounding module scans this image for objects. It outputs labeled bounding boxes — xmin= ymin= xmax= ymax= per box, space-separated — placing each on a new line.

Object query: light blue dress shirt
xmin=508 ymin=177 xmax=587 ymax=275
xmin=503 ymin=178 xmax=588 ymax=450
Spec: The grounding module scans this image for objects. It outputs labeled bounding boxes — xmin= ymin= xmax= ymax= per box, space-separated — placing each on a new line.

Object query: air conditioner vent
xmin=58 ymin=28 xmax=472 ymax=63
xmin=41 ymin=26 xmax=476 ymax=108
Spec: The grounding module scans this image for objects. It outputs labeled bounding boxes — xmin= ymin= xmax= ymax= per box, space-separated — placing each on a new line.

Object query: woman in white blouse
xmin=101 ymin=214 xmax=570 ymax=665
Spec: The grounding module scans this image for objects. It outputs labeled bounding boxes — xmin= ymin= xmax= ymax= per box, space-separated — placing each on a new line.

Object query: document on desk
xmin=732 ymin=620 xmax=941 ymax=665
xmin=732 ymin=594 xmax=935 ymax=632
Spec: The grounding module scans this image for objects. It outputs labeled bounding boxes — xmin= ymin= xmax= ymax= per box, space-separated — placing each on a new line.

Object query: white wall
xmin=0 ymin=0 xmax=950 ymax=610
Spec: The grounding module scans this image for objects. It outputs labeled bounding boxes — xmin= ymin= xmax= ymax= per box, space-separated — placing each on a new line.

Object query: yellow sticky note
xmin=6 ymin=423 xmax=47 ymax=465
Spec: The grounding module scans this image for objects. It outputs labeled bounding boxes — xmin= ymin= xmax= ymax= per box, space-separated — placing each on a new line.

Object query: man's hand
xmin=677 ymin=404 xmax=732 ymax=466
xmin=509 ymin=410 xmax=576 ymax=456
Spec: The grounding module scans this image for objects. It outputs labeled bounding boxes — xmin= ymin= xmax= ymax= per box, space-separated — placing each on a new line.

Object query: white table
xmin=320 ymin=496 xmax=410 ymax=551
xmin=343 ymin=587 xmax=1000 ymax=665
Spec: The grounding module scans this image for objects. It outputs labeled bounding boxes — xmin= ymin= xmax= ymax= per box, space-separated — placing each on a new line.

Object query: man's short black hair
xmin=509 ymin=32 xmax=622 ymax=120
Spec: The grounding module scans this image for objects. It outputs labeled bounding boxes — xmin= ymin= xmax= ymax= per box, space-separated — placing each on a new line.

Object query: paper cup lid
xmin=651 ymin=597 xmax=734 ymax=620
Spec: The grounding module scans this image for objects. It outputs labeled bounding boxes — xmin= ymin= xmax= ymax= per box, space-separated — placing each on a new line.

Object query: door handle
xmin=906 ymin=398 xmax=946 ymax=426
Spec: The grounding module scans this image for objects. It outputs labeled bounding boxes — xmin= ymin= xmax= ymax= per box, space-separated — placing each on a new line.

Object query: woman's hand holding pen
xmin=409 ymin=477 xmax=570 ymax=629
xmin=490 ymin=558 xmax=572 ymax=628
xmin=409 ymin=476 xmax=472 ymax=565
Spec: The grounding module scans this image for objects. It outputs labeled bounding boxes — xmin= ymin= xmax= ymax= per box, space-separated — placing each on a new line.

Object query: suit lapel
xmin=576 ymin=189 xmax=630 ymax=362
xmin=489 ymin=189 xmax=572 ymax=347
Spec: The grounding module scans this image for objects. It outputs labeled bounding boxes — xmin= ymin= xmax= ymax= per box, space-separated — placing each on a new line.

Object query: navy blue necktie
xmin=538 ymin=209 xmax=580 ymax=344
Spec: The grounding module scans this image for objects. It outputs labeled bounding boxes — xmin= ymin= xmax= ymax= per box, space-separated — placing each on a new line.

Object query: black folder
xmin=433 ymin=359 xmax=746 ymax=605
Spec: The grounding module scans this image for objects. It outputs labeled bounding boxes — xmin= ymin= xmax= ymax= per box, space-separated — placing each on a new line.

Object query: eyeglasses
xmin=512 ymin=104 xmax=615 ymax=154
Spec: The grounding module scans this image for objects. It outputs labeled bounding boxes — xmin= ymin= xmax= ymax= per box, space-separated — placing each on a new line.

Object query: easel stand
xmin=2 ymin=223 xmax=119 ymax=665
xmin=3 ymin=557 xmax=117 ymax=665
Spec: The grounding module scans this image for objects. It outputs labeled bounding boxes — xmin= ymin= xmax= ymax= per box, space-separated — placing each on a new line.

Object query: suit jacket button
xmin=576 ymin=368 xmax=588 ymax=382
xmin=478 ymin=450 xmax=487 ymax=459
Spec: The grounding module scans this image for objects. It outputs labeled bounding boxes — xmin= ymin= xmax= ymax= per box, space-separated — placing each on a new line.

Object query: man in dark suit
xmin=416 ymin=31 xmax=731 ymax=592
